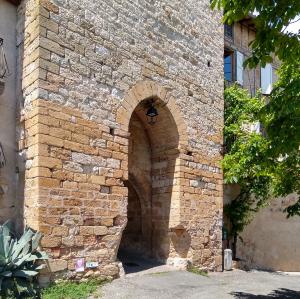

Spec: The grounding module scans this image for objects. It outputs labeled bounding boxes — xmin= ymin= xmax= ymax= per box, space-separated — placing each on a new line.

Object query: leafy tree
xmin=262 ymin=61 xmax=300 ymax=216
xmin=223 ymin=85 xmax=273 ymax=257
xmin=211 ymin=0 xmax=300 ymax=237
xmin=224 ymin=66 xmax=300 ymax=254
xmin=211 ymin=0 xmax=300 ymax=67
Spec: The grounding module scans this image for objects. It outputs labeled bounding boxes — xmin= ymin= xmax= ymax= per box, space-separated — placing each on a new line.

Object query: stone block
xmin=89 ymin=175 xmax=106 ymax=185
xmin=94 ymin=226 xmax=108 ymax=236
xmin=80 ymin=226 xmax=94 ymax=235
xmin=41 ymin=236 xmax=61 ymax=248
xmin=38 ymin=177 xmax=60 ymax=188
xmin=52 ymin=226 xmax=69 ymax=237
xmin=101 ymin=264 xmax=119 ymax=277
xmin=48 ymin=259 xmax=68 ymax=273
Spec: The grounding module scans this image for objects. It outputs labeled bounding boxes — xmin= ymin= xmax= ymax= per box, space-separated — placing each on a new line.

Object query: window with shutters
xmin=261 ymin=63 xmax=273 ymax=94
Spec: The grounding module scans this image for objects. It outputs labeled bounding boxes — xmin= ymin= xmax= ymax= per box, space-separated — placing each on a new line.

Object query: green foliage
xmin=223 ymin=79 xmax=300 ymax=243
xmin=211 ymin=0 xmax=300 ymax=219
xmin=42 ymin=278 xmax=109 ymax=299
xmin=262 ymin=61 xmax=300 ymax=216
xmin=187 ymin=265 xmax=208 ymax=277
xmin=149 ymin=271 xmax=168 ymax=276
xmin=0 ymin=221 xmax=48 ymax=298
xmin=211 ymin=0 xmax=300 ymax=68
xmin=223 ymin=86 xmax=273 ymax=239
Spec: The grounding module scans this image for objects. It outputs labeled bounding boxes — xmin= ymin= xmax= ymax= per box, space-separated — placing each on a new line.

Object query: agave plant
xmin=0 ymin=221 xmax=48 ymax=298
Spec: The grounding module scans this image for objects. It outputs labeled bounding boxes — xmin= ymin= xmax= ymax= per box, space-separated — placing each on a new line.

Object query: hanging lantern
xmin=146 ymin=99 xmax=158 ymax=125
xmin=0 ymin=38 xmax=10 ymax=95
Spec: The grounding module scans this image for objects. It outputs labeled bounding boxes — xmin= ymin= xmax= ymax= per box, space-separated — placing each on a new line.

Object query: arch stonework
xmin=116 ymin=80 xmax=188 ymax=231
xmin=117 ymin=81 xmax=191 ymax=263
xmin=116 ymin=80 xmax=189 ymax=150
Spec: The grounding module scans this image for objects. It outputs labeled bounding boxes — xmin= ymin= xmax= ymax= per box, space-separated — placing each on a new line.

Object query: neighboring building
xmin=0 ymin=0 xmax=224 ymax=281
xmin=223 ymin=18 xmax=300 ymax=272
xmin=224 ymin=18 xmax=279 ymax=96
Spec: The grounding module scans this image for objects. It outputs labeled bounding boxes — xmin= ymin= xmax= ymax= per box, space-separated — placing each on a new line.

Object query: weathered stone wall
xmin=23 ymin=98 xmax=128 ymax=280
xmin=120 ymin=112 xmax=151 ymax=255
xmin=18 ymin=0 xmax=224 ymax=279
xmin=237 ymin=194 xmax=300 ymax=271
xmin=120 ymin=181 xmax=143 ymax=254
xmin=0 ymin=0 xmax=18 ymax=225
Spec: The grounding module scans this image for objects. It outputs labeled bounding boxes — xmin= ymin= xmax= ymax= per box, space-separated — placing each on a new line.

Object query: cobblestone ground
xmin=99 ymin=270 xmax=300 ymax=299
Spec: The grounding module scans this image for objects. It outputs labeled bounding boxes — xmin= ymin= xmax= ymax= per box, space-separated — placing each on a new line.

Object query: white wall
xmin=225 ymin=185 xmax=300 ymax=271
xmin=237 ymin=194 xmax=300 ymax=272
xmin=0 ymin=0 xmax=17 ymax=224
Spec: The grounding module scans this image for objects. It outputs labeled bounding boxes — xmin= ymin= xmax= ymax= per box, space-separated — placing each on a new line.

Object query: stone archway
xmin=116 ymin=81 xmax=189 ymax=270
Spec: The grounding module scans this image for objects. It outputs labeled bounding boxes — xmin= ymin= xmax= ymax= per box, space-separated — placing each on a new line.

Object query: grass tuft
xmin=187 ymin=266 xmax=209 ymax=277
xmin=149 ymin=271 xmax=169 ymax=276
xmin=42 ymin=278 xmax=110 ymax=299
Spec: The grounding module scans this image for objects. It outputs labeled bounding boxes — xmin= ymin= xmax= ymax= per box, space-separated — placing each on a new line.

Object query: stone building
xmin=0 ymin=0 xmax=224 ymax=280
xmin=224 ymin=17 xmax=279 ymax=96
xmin=223 ymin=18 xmax=300 ymax=272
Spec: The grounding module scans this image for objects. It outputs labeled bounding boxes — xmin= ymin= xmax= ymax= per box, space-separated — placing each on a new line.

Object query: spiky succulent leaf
xmin=1 ymin=221 xmax=12 ymax=237
xmin=14 ymin=253 xmax=32 ymax=267
xmin=0 ymin=221 xmax=48 ymax=297
xmin=13 ymin=270 xmax=39 ymax=278
xmin=11 ymin=229 xmax=34 ymax=261
xmin=1 ymin=271 xmax=12 ymax=277
xmin=32 ymin=231 xmax=42 ymax=251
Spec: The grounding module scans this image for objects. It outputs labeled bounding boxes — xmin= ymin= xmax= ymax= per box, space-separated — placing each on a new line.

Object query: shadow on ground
xmin=118 ymin=250 xmax=164 ymax=274
xmin=231 ymin=288 xmax=300 ymax=299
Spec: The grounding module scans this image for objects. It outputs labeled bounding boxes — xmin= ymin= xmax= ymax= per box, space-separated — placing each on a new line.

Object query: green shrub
xmin=42 ymin=278 xmax=109 ymax=299
xmin=0 ymin=221 xmax=48 ymax=298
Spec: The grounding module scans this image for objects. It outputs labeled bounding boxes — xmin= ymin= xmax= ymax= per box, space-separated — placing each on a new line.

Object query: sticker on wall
xmin=75 ymin=258 xmax=85 ymax=272
xmin=86 ymin=261 xmax=99 ymax=269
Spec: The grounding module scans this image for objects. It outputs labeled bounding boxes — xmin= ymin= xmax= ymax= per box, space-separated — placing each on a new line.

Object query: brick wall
xmin=22 ymin=98 xmax=127 ymax=278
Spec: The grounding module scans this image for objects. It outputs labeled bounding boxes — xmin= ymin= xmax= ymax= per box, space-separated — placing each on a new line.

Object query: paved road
xmin=101 ymin=270 xmax=300 ymax=299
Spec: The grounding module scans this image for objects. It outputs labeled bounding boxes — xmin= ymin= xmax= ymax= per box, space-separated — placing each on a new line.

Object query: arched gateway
xmin=8 ymin=0 xmax=224 ymax=282
xmin=22 ymin=80 xmax=222 ymax=281
xmin=116 ymin=81 xmax=190 ymax=267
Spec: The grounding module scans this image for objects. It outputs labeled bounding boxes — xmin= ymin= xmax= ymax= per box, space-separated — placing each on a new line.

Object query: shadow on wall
xmin=0 ymin=0 xmax=25 ymax=233
xmin=231 ymin=288 xmax=300 ymax=299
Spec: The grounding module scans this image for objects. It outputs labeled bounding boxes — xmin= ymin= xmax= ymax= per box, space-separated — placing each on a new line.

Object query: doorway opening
xmin=118 ymin=97 xmax=180 ymax=274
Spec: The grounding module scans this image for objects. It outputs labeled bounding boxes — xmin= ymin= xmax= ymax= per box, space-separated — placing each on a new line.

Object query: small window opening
xmin=224 ymin=49 xmax=234 ymax=82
